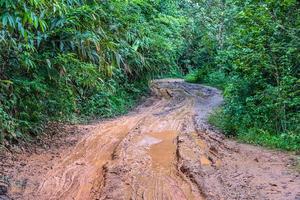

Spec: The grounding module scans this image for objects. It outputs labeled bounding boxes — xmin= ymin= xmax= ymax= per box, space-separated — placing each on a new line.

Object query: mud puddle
xmin=147 ymin=131 xmax=177 ymax=171
xmin=139 ymin=131 xmax=197 ymax=200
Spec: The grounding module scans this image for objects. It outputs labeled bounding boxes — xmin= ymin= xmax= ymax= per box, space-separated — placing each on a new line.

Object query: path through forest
xmin=1 ymin=79 xmax=300 ymax=200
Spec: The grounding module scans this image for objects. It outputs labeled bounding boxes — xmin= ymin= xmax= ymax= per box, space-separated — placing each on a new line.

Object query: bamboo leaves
xmin=0 ymin=0 xmax=188 ymax=141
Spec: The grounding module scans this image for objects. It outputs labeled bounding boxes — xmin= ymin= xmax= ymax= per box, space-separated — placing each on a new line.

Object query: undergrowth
xmin=185 ymin=68 xmax=227 ymax=90
xmin=183 ymin=0 xmax=300 ymax=152
xmin=209 ymin=108 xmax=300 ymax=151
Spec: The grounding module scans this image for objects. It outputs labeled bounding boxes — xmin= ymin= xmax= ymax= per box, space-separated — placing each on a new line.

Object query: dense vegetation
xmin=1 ymin=0 xmax=299 ymax=151
xmin=184 ymin=0 xmax=300 ymax=151
xmin=0 ymin=0 xmax=186 ymax=142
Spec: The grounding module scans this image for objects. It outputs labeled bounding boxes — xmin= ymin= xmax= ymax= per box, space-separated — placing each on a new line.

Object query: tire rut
xmin=3 ymin=79 xmax=300 ymax=200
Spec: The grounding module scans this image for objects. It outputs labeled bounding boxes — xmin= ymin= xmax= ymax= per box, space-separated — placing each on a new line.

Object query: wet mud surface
xmin=1 ymin=79 xmax=300 ymax=200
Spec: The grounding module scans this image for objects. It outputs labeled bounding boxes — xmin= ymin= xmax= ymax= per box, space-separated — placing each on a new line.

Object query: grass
xmin=208 ymin=108 xmax=300 ymax=152
xmin=237 ymin=129 xmax=300 ymax=152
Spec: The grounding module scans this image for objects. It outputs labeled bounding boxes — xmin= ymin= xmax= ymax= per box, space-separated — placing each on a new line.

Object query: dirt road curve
xmin=1 ymin=79 xmax=300 ymax=200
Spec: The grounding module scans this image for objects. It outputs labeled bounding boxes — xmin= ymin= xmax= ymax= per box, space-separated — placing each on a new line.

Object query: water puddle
xmin=147 ymin=131 xmax=177 ymax=171
xmin=137 ymin=135 xmax=162 ymax=147
xmin=134 ymin=131 xmax=197 ymax=200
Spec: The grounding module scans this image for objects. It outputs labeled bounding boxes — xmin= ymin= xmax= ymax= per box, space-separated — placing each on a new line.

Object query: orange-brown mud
xmin=1 ymin=79 xmax=300 ymax=200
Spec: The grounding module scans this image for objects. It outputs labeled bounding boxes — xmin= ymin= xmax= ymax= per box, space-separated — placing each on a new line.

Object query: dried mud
xmin=1 ymin=79 xmax=300 ymax=200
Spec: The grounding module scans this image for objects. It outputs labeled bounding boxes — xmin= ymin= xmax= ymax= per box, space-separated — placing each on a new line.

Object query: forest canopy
xmin=0 ymin=0 xmax=299 ymax=150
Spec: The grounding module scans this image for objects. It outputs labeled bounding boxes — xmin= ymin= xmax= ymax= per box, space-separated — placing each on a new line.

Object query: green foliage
xmin=208 ymin=108 xmax=237 ymax=135
xmin=184 ymin=0 xmax=300 ymax=151
xmin=185 ymin=68 xmax=226 ymax=89
xmin=81 ymin=80 xmax=148 ymax=118
xmin=223 ymin=0 xmax=300 ymax=135
xmin=238 ymin=129 xmax=300 ymax=151
xmin=0 ymin=0 xmax=188 ymax=142
xmin=185 ymin=71 xmax=201 ymax=83
xmin=209 ymin=108 xmax=300 ymax=151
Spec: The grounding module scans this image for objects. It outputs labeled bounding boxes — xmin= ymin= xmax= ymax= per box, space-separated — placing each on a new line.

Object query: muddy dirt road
xmin=1 ymin=79 xmax=300 ymax=200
